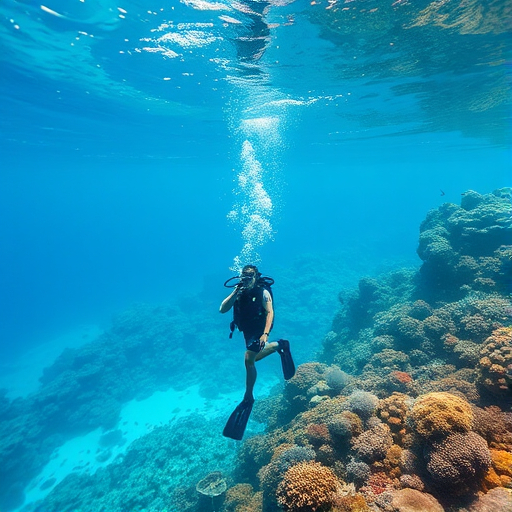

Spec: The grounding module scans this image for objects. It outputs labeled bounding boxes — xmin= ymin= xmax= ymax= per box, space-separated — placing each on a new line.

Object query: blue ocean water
xmin=0 ymin=0 xmax=511 ymax=510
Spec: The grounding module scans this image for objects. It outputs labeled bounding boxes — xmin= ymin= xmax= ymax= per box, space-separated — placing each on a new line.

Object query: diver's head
xmin=240 ymin=264 xmax=260 ymax=289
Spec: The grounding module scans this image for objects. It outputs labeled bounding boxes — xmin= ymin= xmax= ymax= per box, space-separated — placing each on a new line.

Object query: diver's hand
xmin=259 ymin=334 xmax=268 ymax=350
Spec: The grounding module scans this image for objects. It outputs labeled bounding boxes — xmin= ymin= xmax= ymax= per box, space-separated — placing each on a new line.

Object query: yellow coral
xmin=276 ymin=461 xmax=339 ymax=512
xmin=409 ymin=392 xmax=473 ymax=438
xmin=224 ymin=484 xmax=256 ymax=512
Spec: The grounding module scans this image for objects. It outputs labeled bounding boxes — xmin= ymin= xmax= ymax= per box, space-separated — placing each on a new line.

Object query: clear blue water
xmin=0 ymin=7 xmax=508 ymax=366
xmin=0 ymin=0 xmax=511 ymax=509
xmin=1 ymin=0 xmax=509 ymax=360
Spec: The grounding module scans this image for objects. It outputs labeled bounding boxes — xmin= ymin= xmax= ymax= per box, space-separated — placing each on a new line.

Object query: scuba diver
xmin=220 ymin=264 xmax=295 ymax=440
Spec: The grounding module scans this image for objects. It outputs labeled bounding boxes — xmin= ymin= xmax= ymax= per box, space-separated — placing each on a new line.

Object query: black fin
xmin=276 ymin=339 xmax=295 ymax=380
xmin=223 ymin=399 xmax=254 ymax=440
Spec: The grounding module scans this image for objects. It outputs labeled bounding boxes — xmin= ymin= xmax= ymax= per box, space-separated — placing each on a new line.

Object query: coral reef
xmin=39 ymin=414 xmax=236 ymax=512
xmin=477 ymin=327 xmax=512 ymax=395
xmin=424 ymin=431 xmax=492 ymax=492
xmin=409 ymin=391 xmax=473 ymax=439
xmin=4 ymin=190 xmax=510 ymax=512
xmin=352 ymin=422 xmax=393 ymax=463
xmin=276 ymin=461 xmax=340 ymax=512
xmin=417 ymin=189 xmax=512 ymax=299
xmin=389 ymin=488 xmax=445 ymax=512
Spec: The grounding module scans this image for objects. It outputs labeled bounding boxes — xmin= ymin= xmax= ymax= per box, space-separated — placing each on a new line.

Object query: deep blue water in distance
xmin=1 ymin=0 xmax=511 ymax=362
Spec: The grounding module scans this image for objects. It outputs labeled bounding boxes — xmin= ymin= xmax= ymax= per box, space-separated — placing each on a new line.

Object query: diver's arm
xmin=260 ymin=292 xmax=274 ymax=339
xmin=219 ymin=288 xmax=240 ymax=313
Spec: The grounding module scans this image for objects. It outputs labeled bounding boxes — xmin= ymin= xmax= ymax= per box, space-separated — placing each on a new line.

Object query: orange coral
xmin=409 ymin=392 xmax=473 ymax=439
xmin=481 ymin=466 xmax=502 ymax=492
xmin=377 ymin=392 xmax=411 ymax=446
xmin=390 ymin=371 xmax=413 ymax=384
xmin=477 ymin=327 xmax=512 ymax=395
xmin=276 ymin=461 xmax=339 ymax=512
xmin=490 ymin=449 xmax=512 ymax=477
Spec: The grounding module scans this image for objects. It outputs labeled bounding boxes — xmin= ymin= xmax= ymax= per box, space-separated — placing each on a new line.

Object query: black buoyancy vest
xmin=230 ymin=284 xmax=273 ymax=338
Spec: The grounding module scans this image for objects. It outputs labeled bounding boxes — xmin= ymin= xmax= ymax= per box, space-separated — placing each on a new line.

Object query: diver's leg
xmin=255 ymin=341 xmax=278 ymax=361
xmin=244 ymin=350 xmax=258 ymax=401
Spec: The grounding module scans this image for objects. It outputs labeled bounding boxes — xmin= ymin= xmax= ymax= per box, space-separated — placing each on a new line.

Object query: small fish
xmin=440 ymin=189 xmax=445 ymax=196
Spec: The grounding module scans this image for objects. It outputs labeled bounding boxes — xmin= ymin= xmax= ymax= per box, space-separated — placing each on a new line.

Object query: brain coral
xmin=424 ymin=431 xmax=492 ymax=490
xmin=477 ymin=327 xmax=512 ymax=395
xmin=409 ymin=392 xmax=473 ymax=439
xmin=276 ymin=461 xmax=339 ymax=512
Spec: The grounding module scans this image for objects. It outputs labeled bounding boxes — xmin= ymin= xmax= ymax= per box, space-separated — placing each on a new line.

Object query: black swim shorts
xmin=244 ymin=333 xmax=265 ymax=353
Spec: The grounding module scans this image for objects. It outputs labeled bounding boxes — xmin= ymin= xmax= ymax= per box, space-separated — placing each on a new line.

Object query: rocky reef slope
xmin=220 ymin=189 xmax=512 ymax=512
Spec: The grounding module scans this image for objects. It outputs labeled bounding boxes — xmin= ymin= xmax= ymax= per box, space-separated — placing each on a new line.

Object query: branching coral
xmin=409 ymin=392 xmax=473 ymax=439
xmin=258 ymin=445 xmax=316 ymax=509
xmin=276 ymin=461 xmax=339 ymax=512
xmin=346 ymin=459 xmax=370 ymax=487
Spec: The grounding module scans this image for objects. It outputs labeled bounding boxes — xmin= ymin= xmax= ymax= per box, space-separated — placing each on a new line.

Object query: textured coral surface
xmin=477 ymin=327 xmax=512 ymax=395
xmin=276 ymin=461 xmax=339 ymax=512
xmin=409 ymin=392 xmax=473 ymax=439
